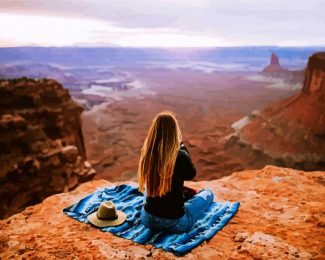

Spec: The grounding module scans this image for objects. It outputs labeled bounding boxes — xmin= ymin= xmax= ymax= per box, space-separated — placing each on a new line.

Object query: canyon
xmin=82 ymin=68 xmax=300 ymax=182
xmin=0 ymin=78 xmax=95 ymax=219
xmin=0 ymin=51 xmax=324 ymax=259
xmin=225 ymin=52 xmax=325 ymax=172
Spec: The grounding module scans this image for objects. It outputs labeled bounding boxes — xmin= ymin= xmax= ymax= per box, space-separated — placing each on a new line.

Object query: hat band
xmin=96 ymin=212 xmax=118 ymax=220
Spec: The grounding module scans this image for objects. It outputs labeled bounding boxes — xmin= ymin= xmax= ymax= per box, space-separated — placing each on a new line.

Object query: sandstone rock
xmin=0 ymin=166 xmax=324 ymax=259
xmin=270 ymin=53 xmax=280 ymax=66
xmin=302 ymin=52 xmax=325 ymax=96
xmin=233 ymin=232 xmax=249 ymax=242
xmin=227 ymin=52 xmax=325 ymax=172
xmin=240 ymin=232 xmax=312 ymax=259
xmin=0 ymin=78 xmax=96 ymax=219
xmin=262 ymin=53 xmax=288 ymax=74
xmin=59 ymin=145 xmax=79 ymax=163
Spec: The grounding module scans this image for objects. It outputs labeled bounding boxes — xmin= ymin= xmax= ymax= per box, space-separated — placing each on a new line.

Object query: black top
xmin=144 ymin=145 xmax=196 ymax=219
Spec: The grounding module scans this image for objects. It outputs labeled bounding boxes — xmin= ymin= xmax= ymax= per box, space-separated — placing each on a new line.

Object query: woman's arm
xmin=179 ymin=144 xmax=196 ymax=180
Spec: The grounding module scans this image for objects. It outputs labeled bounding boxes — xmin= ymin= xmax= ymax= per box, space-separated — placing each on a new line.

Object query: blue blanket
xmin=63 ymin=184 xmax=239 ymax=256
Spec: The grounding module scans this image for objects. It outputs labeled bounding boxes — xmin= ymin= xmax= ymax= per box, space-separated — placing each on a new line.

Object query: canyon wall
xmin=225 ymin=52 xmax=325 ymax=171
xmin=0 ymin=78 xmax=95 ymax=219
xmin=0 ymin=165 xmax=324 ymax=259
xmin=302 ymin=52 xmax=325 ymax=95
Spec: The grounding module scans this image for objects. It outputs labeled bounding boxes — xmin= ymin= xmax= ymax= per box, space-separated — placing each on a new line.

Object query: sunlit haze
xmin=0 ymin=0 xmax=324 ymax=47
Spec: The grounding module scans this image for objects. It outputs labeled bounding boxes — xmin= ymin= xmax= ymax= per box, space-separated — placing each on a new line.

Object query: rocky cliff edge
xmin=0 ymin=165 xmax=324 ymax=259
xmin=0 ymin=78 xmax=96 ymax=219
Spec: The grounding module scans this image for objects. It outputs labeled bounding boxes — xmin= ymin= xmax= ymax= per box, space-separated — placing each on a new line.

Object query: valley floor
xmin=81 ymin=69 xmax=296 ymax=181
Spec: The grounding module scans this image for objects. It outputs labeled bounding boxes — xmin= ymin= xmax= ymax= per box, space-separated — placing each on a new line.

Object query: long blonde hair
xmin=138 ymin=111 xmax=181 ymax=197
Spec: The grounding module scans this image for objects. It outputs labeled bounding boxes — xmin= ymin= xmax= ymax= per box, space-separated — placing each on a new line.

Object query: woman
xmin=138 ymin=111 xmax=214 ymax=233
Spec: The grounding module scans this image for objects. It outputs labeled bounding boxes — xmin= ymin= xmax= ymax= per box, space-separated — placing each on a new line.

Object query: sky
xmin=0 ymin=0 xmax=324 ymax=47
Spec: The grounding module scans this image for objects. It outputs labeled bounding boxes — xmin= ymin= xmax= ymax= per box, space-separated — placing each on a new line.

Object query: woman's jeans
xmin=140 ymin=189 xmax=214 ymax=233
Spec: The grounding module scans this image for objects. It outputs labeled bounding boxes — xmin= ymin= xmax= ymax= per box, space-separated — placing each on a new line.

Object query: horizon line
xmin=1 ymin=45 xmax=325 ymax=49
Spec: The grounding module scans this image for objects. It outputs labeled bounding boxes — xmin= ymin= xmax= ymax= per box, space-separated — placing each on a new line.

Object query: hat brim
xmin=87 ymin=210 xmax=127 ymax=227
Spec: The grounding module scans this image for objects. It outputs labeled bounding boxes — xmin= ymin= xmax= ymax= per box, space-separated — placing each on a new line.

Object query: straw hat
xmin=87 ymin=201 xmax=127 ymax=227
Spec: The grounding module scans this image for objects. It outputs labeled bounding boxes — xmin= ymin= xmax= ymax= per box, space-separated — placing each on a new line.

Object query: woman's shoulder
xmin=176 ymin=149 xmax=190 ymax=163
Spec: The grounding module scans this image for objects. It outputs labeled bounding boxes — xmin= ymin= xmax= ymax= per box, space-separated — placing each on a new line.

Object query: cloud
xmin=0 ymin=0 xmax=324 ymax=47
xmin=0 ymin=13 xmax=227 ymax=47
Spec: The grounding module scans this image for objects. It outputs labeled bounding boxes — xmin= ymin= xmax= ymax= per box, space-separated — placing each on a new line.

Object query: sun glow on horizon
xmin=0 ymin=13 xmax=230 ymax=48
xmin=0 ymin=10 xmax=324 ymax=48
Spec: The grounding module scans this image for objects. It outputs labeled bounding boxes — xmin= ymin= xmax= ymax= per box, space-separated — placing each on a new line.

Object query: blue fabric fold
xmin=63 ymin=184 xmax=240 ymax=256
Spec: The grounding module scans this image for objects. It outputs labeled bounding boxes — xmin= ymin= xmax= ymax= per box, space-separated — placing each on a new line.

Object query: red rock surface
xmin=270 ymin=53 xmax=280 ymax=66
xmin=262 ymin=53 xmax=288 ymax=74
xmin=0 ymin=165 xmax=324 ymax=259
xmin=0 ymin=78 xmax=96 ymax=219
xmin=226 ymin=52 xmax=325 ymax=171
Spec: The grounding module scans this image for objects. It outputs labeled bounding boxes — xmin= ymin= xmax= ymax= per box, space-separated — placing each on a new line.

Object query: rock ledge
xmin=0 ymin=165 xmax=324 ymax=259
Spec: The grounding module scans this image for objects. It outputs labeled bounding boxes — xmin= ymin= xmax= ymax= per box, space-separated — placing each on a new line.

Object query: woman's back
xmin=144 ymin=148 xmax=196 ymax=219
xmin=139 ymin=111 xmax=213 ymax=233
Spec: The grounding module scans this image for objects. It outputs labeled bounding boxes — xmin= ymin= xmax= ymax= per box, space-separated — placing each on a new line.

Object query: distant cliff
xmin=226 ymin=52 xmax=325 ymax=171
xmin=262 ymin=53 xmax=288 ymax=74
xmin=0 ymin=78 xmax=96 ymax=219
xmin=259 ymin=53 xmax=304 ymax=90
xmin=302 ymin=52 xmax=325 ymax=95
